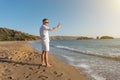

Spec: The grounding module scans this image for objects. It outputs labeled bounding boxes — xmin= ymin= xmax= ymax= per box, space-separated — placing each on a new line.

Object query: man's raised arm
xmin=51 ymin=24 xmax=61 ymax=31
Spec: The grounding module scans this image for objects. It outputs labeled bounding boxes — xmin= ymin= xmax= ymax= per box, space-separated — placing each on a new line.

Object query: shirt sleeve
xmin=43 ymin=26 xmax=52 ymax=31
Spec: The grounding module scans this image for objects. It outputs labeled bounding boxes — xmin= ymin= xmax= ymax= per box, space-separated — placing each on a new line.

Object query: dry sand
xmin=0 ymin=41 xmax=90 ymax=80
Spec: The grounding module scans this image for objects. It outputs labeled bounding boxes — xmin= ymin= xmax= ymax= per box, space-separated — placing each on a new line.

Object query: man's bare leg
xmin=41 ymin=50 xmax=46 ymax=66
xmin=45 ymin=51 xmax=51 ymax=67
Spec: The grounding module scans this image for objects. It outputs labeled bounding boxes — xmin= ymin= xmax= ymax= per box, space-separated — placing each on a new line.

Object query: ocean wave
xmin=62 ymin=55 xmax=106 ymax=80
xmin=54 ymin=45 xmax=102 ymax=55
xmin=53 ymin=45 xmax=120 ymax=61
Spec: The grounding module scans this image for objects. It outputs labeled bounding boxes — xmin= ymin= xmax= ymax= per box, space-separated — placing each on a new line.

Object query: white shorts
xmin=41 ymin=40 xmax=50 ymax=51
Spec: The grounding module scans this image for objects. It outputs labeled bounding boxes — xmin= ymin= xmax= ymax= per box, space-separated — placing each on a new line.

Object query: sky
xmin=0 ymin=0 xmax=120 ymax=38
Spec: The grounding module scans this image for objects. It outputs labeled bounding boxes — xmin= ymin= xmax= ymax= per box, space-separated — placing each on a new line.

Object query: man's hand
xmin=56 ymin=24 xmax=61 ymax=28
xmin=52 ymin=24 xmax=61 ymax=31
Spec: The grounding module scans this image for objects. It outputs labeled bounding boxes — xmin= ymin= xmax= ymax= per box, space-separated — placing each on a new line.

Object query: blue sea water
xmin=30 ymin=39 xmax=120 ymax=80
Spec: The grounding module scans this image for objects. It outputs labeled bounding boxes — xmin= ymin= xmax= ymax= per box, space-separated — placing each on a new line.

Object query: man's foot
xmin=41 ymin=63 xmax=46 ymax=66
xmin=46 ymin=64 xmax=52 ymax=67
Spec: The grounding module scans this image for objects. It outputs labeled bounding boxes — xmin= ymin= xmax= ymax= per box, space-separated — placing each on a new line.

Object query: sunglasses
xmin=45 ymin=22 xmax=49 ymax=23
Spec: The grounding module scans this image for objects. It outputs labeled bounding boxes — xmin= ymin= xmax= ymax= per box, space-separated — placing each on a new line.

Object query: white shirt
xmin=40 ymin=25 xmax=52 ymax=42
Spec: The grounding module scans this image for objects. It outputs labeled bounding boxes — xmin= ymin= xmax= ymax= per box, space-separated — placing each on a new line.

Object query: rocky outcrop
xmin=100 ymin=36 xmax=114 ymax=39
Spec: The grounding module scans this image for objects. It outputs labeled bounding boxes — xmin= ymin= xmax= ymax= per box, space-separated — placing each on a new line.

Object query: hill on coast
xmin=50 ymin=36 xmax=94 ymax=40
xmin=0 ymin=27 xmax=40 ymax=41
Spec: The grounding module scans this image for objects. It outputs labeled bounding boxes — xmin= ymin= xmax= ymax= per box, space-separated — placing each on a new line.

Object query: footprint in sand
xmin=38 ymin=75 xmax=48 ymax=80
xmin=34 ymin=71 xmax=39 ymax=73
xmin=53 ymin=71 xmax=57 ymax=75
xmin=3 ymin=69 xmax=13 ymax=75
xmin=25 ymin=75 xmax=29 ymax=78
xmin=34 ymin=69 xmax=46 ymax=74
xmin=57 ymin=73 xmax=63 ymax=77
xmin=25 ymin=73 xmax=31 ymax=78
xmin=37 ymin=64 xmax=41 ymax=69
xmin=29 ymin=67 xmax=33 ymax=70
xmin=53 ymin=71 xmax=63 ymax=77
xmin=13 ymin=63 xmax=17 ymax=66
xmin=43 ymin=69 xmax=45 ymax=72
xmin=8 ymin=76 xmax=13 ymax=79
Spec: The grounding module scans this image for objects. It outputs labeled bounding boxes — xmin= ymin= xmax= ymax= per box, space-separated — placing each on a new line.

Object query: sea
xmin=30 ymin=39 xmax=120 ymax=80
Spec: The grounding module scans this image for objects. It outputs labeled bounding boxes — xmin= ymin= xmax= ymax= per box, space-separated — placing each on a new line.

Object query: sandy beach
xmin=0 ymin=41 xmax=90 ymax=80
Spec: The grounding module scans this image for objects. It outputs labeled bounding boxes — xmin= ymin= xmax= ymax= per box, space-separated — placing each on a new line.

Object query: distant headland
xmin=50 ymin=36 xmax=114 ymax=40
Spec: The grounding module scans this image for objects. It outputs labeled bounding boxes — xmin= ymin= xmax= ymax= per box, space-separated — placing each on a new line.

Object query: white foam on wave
xmin=74 ymin=63 xmax=92 ymax=73
xmin=56 ymin=45 xmax=88 ymax=53
xmin=56 ymin=45 xmax=77 ymax=51
xmin=91 ymin=74 xmax=106 ymax=80
xmin=61 ymin=56 xmax=106 ymax=80
xmin=62 ymin=55 xmax=75 ymax=62
xmin=75 ymin=63 xmax=106 ymax=80
xmin=55 ymin=45 xmax=102 ymax=56
xmin=55 ymin=45 xmax=120 ymax=59
xmin=75 ymin=64 xmax=90 ymax=69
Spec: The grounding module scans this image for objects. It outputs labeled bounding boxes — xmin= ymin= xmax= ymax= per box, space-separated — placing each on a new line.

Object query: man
xmin=40 ymin=18 xmax=61 ymax=67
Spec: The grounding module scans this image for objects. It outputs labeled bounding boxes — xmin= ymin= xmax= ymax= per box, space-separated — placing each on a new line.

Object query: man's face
xmin=43 ymin=20 xmax=49 ymax=26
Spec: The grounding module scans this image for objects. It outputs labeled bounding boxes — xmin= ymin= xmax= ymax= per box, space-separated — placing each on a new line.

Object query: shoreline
xmin=0 ymin=41 xmax=90 ymax=80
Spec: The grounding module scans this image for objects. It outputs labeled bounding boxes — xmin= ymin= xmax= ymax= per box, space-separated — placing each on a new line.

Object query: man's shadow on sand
xmin=0 ymin=58 xmax=42 ymax=67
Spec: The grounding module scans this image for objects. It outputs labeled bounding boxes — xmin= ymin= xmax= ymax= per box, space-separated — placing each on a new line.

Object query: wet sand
xmin=0 ymin=41 xmax=90 ymax=80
